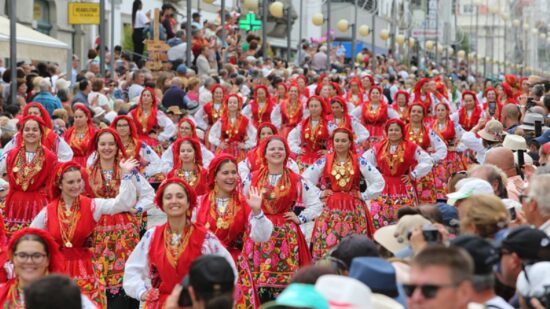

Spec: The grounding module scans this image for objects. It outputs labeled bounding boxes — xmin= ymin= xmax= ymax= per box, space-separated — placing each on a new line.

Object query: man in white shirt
xmin=522 ymin=174 xmax=550 ymax=236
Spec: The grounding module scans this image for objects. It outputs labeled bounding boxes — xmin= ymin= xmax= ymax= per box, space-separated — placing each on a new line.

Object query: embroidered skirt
xmin=4 ymin=190 xmax=48 ymax=238
xmin=370 ymin=175 xmax=418 ymax=229
xmin=433 ymin=151 xmax=467 ymax=200
xmin=63 ymin=247 xmax=106 ymax=308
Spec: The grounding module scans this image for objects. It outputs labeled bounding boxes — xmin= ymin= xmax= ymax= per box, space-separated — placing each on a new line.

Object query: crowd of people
xmin=0 ymin=1 xmax=550 ymax=309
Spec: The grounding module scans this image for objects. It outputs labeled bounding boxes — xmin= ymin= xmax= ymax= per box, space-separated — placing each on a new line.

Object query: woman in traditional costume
xmin=351 ymin=86 xmax=398 ymax=150
xmin=392 ymin=90 xmax=411 ymax=122
xmin=208 ymin=93 xmax=257 ymax=162
xmin=162 ymin=118 xmax=214 ymax=172
xmin=410 ymin=78 xmax=441 ymax=123
xmin=31 ymin=159 xmax=139 ymax=307
xmin=87 ymin=128 xmax=155 ymax=307
xmin=166 ymin=137 xmax=208 ymax=196
xmin=405 ymin=103 xmax=447 ymax=204
xmin=64 ymin=104 xmax=97 ymax=167
xmin=3 ymin=103 xmax=73 ymax=162
xmin=303 ymin=128 xmax=384 ymax=260
xmin=288 ymin=96 xmax=330 ymax=171
xmin=194 ymin=84 xmax=226 ymax=133
xmin=363 ymin=119 xmax=433 ymax=228
xmin=345 ymin=77 xmax=364 ymax=107
xmin=129 ymin=87 xmax=176 ymax=154
xmin=271 ymin=83 xmax=306 ymax=137
xmin=240 ymin=135 xmax=323 ymax=304
xmin=327 ymin=96 xmax=370 ymax=149
xmin=0 ymin=116 xmax=57 ymax=237
xmin=123 ymin=178 xmax=235 ymax=308
xmin=431 ymin=102 xmax=484 ymax=200
xmin=242 ymin=85 xmax=275 ymax=127
xmin=451 ymin=90 xmax=485 ymax=132
xmin=0 ymin=228 xmax=95 ymax=308
xmin=272 ymin=82 xmax=288 ymax=105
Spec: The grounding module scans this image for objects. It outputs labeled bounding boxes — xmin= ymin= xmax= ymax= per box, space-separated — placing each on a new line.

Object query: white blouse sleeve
xmin=302 ymin=158 xmax=326 ymax=186
xmin=30 ymin=209 xmax=47 ymax=229
xmin=160 ymin=144 xmax=175 ymax=174
xmin=157 ymin=112 xmax=176 ymax=142
xmin=288 ymin=124 xmax=303 ymax=155
xmin=362 ymin=148 xmax=378 ymax=168
xmin=201 ymin=144 xmax=214 ymax=168
xmin=244 ymin=122 xmax=257 ymax=150
xmin=200 ymin=232 xmax=238 ymax=277
xmin=248 ymin=212 xmax=273 ymax=243
xmin=92 ymin=175 xmax=138 ymax=221
xmin=358 ymin=156 xmax=385 ymax=200
xmin=351 ymin=106 xmax=362 ymax=119
xmin=242 ymin=104 xmax=252 ymax=120
xmin=140 ymin=143 xmax=164 ymax=177
xmin=270 ymin=105 xmax=282 ymax=129
xmin=238 ymin=159 xmax=251 ymax=180
xmin=351 ymin=117 xmax=370 ymax=144
xmin=208 ymin=120 xmax=222 ymax=147
xmin=387 ymin=108 xmax=400 ymax=119
xmin=297 ymin=178 xmax=323 ymax=223
xmin=2 ymin=135 xmax=16 ymax=154
xmin=450 ymin=112 xmax=459 ymax=124
xmin=411 ymin=146 xmax=433 ymax=180
xmin=86 ymin=152 xmax=97 ymax=168
xmin=123 ymin=228 xmax=154 ymax=300
xmin=56 ymin=137 xmax=74 ymax=162
xmin=0 ymin=152 xmax=7 ymax=176
xmin=133 ymin=173 xmax=156 ymax=212
xmin=458 ymin=130 xmax=485 ymax=154
xmin=287 ymin=158 xmax=300 ymax=174
xmin=193 ymin=106 xmax=209 ymax=131
xmin=428 ymin=130 xmax=448 ymax=162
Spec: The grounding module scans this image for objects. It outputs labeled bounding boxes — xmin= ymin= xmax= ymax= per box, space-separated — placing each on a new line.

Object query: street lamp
xmin=312 ymin=1 xmax=332 ymax=69
xmin=269 ymin=1 xmax=293 ymax=64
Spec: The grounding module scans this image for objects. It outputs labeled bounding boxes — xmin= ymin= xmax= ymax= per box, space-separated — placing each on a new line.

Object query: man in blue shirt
xmin=33 ymin=78 xmax=62 ymax=117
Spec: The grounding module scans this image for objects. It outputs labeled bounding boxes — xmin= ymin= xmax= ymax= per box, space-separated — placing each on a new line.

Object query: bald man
xmin=501 ymin=104 xmax=521 ymax=134
xmin=484 ymin=147 xmax=525 ymax=202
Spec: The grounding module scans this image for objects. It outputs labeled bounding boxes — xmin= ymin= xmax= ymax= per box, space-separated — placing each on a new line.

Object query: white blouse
xmin=302 ymin=156 xmax=385 ymax=201
xmin=208 ymin=119 xmax=257 ymax=150
xmin=269 ymin=103 xmax=309 ymax=129
xmin=87 ymin=142 xmax=164 ymax=178
xmin=30 ymin=174 xmax=138 ymax=227
xmin=123 ymin=229 xmax=236 ymax=301
xmin=327 ymin=116 xmax=371 ymax=145
xmin=362 ymin=144 xmax=433 ymax=180
xmin=193 ymin=102 xmax=223 ymax=131
xmin=242 ymin=172 xmax=323 ymax=224
xmin=128 ymin=111 xmax=176 ymax=142
xmin=3 ymin=132 xmax=73 ymax=162
xmin=161 ymin=142 xmax=214 ymax=173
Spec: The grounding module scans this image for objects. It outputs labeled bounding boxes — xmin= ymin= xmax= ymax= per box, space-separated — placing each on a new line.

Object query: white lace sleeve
xmin=288 ymin=124 xmax=303 ymax=155
xmin=134 ymin=173 xmax=156 ymax=212
xmin=208 ymin=120 xmax=222 ymax=147
xmin=201 ymin=144 xmax=214 ymax=168
xmin=411 ymin=146 xmax=433 ymax=180
xmin=160 ymin=144 xmax=175 ymax=174
xmin=302 ymin=158 xmax=326 ymax=186
xmin=248 ymin=212 xmax=273 ymax=243
xmin=428 ymin=130 xmax=448 ymax=162
xmin=238 ymin=159 xmax=251 ymax=180
xmin=56 ymin=137 xmax=74 ymax=162
xmin=30 ymin=208 xmax=47 ymax=229
xmin=387 ymin=108 xmax=400 ymax=119
xmin=123 ymin=228 xmax=154 ymax=300
xmin=351 ymin=117 xmax=370 ymax=144
xmin=157 ymin=112 xmax=176 ymax=142
xmin=351 ymin=106 xmax=362 ymax=119
xmin=244 ymin=122 xmax=257 ymax=150
xmin=194 ymin=106 xmax=209 ymax=131
xmin=358 ymin=156 xmax=385 ymax=200
xmin=242 ymin=104 xmax=252 ymax=120
xmin=362 ymin=148 xmax=378 ymax=168
xmin=270 ymin=105 xmax=282 ymax=129
xmin=287 ymin=158 xmax=300 ymax=174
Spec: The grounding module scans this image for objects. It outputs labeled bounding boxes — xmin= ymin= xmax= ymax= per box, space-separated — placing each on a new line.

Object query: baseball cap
xmin=446 ymin=178 xmax=494 ymax=204
xmin=534 ymin=130 xmax=550 ymax=146
xmin=315 ymin=275 xmax=372 ymax=309
xmin=373 ymin=215 xmax=431 ymax=255
xmin=435 ymin=203 xmax=460 ymax=228
xmin=330 ymin=234 xmax=379 ymax=269
xmin=451 ymin=235 xmax=499 ymax=275
xmin=186 ymin=255 xmax=235 ymax=294
xmin=499 ymin=226 xmax=550 ymax=263
xmin=478 ymin=120 xmax=505 ymax=142
xmin=176 ymin=64 xmax=188 ymax=74
xmin=261 ymin=284 xmax=329 ymax=309
xmin=517 ymin=262 xmax=550 ymax=298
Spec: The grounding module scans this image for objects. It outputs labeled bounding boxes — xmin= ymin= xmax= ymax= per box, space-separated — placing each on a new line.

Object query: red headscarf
xmin=131 ymin=87 xmax=159 ymax=134
xmin=222 ymin=93 xmax=244 ymax=117
xmin=210 ymin=84 xmax=227 ymax=103
xmin=329 ymin=96 xmax=352 ymax=129
xmin=362 ymin=75 xmax=375 ymax=88
xmin=331 ymin=127 xmax=356 ymax=153
xmin=393 ymin=90 xmax=410 ymax=106
xmin=49 ymin=160 xmax=92 ymax=199
xmin=330 ymin=82 xmax=343 ymax=97
xmin=368 ymin=86 xmax=384 ymax=102
xmin=8 ymin=228 xmax=66 ymax=274
xmin=253 ymin=85 xmax=271 ymax=103
xmin=18 ymin=115 xmax=46 ymax=136
xmin=73 ymin=103 xmax=93 ymax=127
xmin=256 ymin=122 xmax=278 ymax=141
xmin=154 ymin=178 xmax=198 ymax=216
xmin=23 ymin=102 xmax=53 ymax=129
xmin=89 ymin=128 xmax=128 ymax=160
xmin=207 ymin=154 xmax=237 ymax=190
xmin=259 ymin=135 xmax=291 ymax=167
xmin=459 ymin=91 xmax=482 ymax=131
xmin=111 ymin=115 xmax=139 ymax=140
xmin=177 ymin=118 xmax=199 ymax=139
xmin=306 ymin=95 xmax=330 ymax=119
xmin=385 ymin=118 xmax=406 ymax=135
xmin=172 ymin=137 xmax=204 ymax=167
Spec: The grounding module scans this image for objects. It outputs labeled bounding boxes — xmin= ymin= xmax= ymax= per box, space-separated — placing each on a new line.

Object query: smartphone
xmin=508 ymin=207 xmax=517 ymax=221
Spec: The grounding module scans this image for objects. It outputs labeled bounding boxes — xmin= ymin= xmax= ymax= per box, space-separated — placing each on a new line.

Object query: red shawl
xmin=361 ymin=100 xmax=389 ymax=125
xmin=130 ymin=87 xmax=159 ymax=135
xmin=432 ymin=120 xmax=456 ymax=146
xmin=300 ymin=117 xmax=329 ymax=152
xmin=458 ymin=106 xmax=482 ymax=131
xmin=323 ymin=151 xmax=361 ymax=192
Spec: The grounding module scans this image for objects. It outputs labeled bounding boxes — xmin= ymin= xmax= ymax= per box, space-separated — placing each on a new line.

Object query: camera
xmin=526 ymin=97 xmax=536 ymax=110
xmin=488 ymin=102 xmax=497 ymax=116
xmin=422 ymin=224 xmax=442 ymax=243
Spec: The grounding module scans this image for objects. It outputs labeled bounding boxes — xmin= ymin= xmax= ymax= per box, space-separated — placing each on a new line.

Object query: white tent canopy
xmin=0 ymin=15 xmax=70 ymax=69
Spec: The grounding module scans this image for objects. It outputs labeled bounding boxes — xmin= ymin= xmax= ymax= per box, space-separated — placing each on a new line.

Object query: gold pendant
xmin=280 ymin=185 xmax=285 ymax=190
xmin=205 ymin=222 xmax=210 ymax=229
xmin=270 ymin=192 xmax=276 ymax=199
xmin=331 ymin=169 xmax=337 ymax=176
xmin=216 ymin=217 xmax=223 ymax=229
xmin=65 ymin=241 xmax=73 ymax=248
xmin=338 ymin=179 xmax=347 ymax=187
xmin=13 ymin=167 xmax=19 ymax=173
xmin=305 ymin=133 xmax=310 ymax=139
xmin=335 ymin=174 xmax=341 ymax=180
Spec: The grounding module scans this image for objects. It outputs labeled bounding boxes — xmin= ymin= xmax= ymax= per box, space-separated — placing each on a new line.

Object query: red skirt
xmin=415 ymin=171 xmax=437 ymax=204
xmin=359 ymin=123 xmax=385 ymax=153
xmin=433 ymin=151 xmax=467 ymax=200
xmin=296 ymin=148 xmax=323 ymax=172
xmin=62 ymin=247 xmax=105 ymax=307
xmin=311 ymin=192 xmax=375 ymax=261
xmin=92 ymin=213 xmax=141 ymax=294
xmin=370 ymin=175 xmax=418 ymax=229
xmin=4 ymin=190 xmax=48 ymax=238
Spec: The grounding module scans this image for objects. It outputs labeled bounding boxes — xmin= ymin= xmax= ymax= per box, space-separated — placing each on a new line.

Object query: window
xmin=462 ymin=4 xmax=476 ymax=15
xmin=33 ymin=0 xmax=51 ymax=35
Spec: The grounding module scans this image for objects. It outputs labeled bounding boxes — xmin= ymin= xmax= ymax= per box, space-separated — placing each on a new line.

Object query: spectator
xmin=196 ymin=46 xmax=214 ymax=81
xmin=484 ymin=147 xmax=526 ymax=202
xmin=405 ymin=246 xmax=474 ymax=309
xmin=72 ymin=79 xmax=91 ymax=106
xmin=24 ymin=274 xmax=96 ymax=309
xmin=132 ymin=0 xmax=149 ymax=65
xmin=128 ymin=69 xmax=146 ymax=101
xmin=311 ymin=45 xmax=328 ymax=72
xmin=162 ymin=77 xmax=186 ymax=110
xmin=469 ymin=164 xmax=509 ymax=199
xmin=522 ymin=174 xmax=550 ymax=236
xmin=32 ymin=78 xmax=62 ymax=117
xmin=501 ymin=104 xmax=521 ymax=134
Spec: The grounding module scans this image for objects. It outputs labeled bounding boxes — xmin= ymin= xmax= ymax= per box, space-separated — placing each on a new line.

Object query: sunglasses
xmin=402 ymin=283 xmax=457 ymax=299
